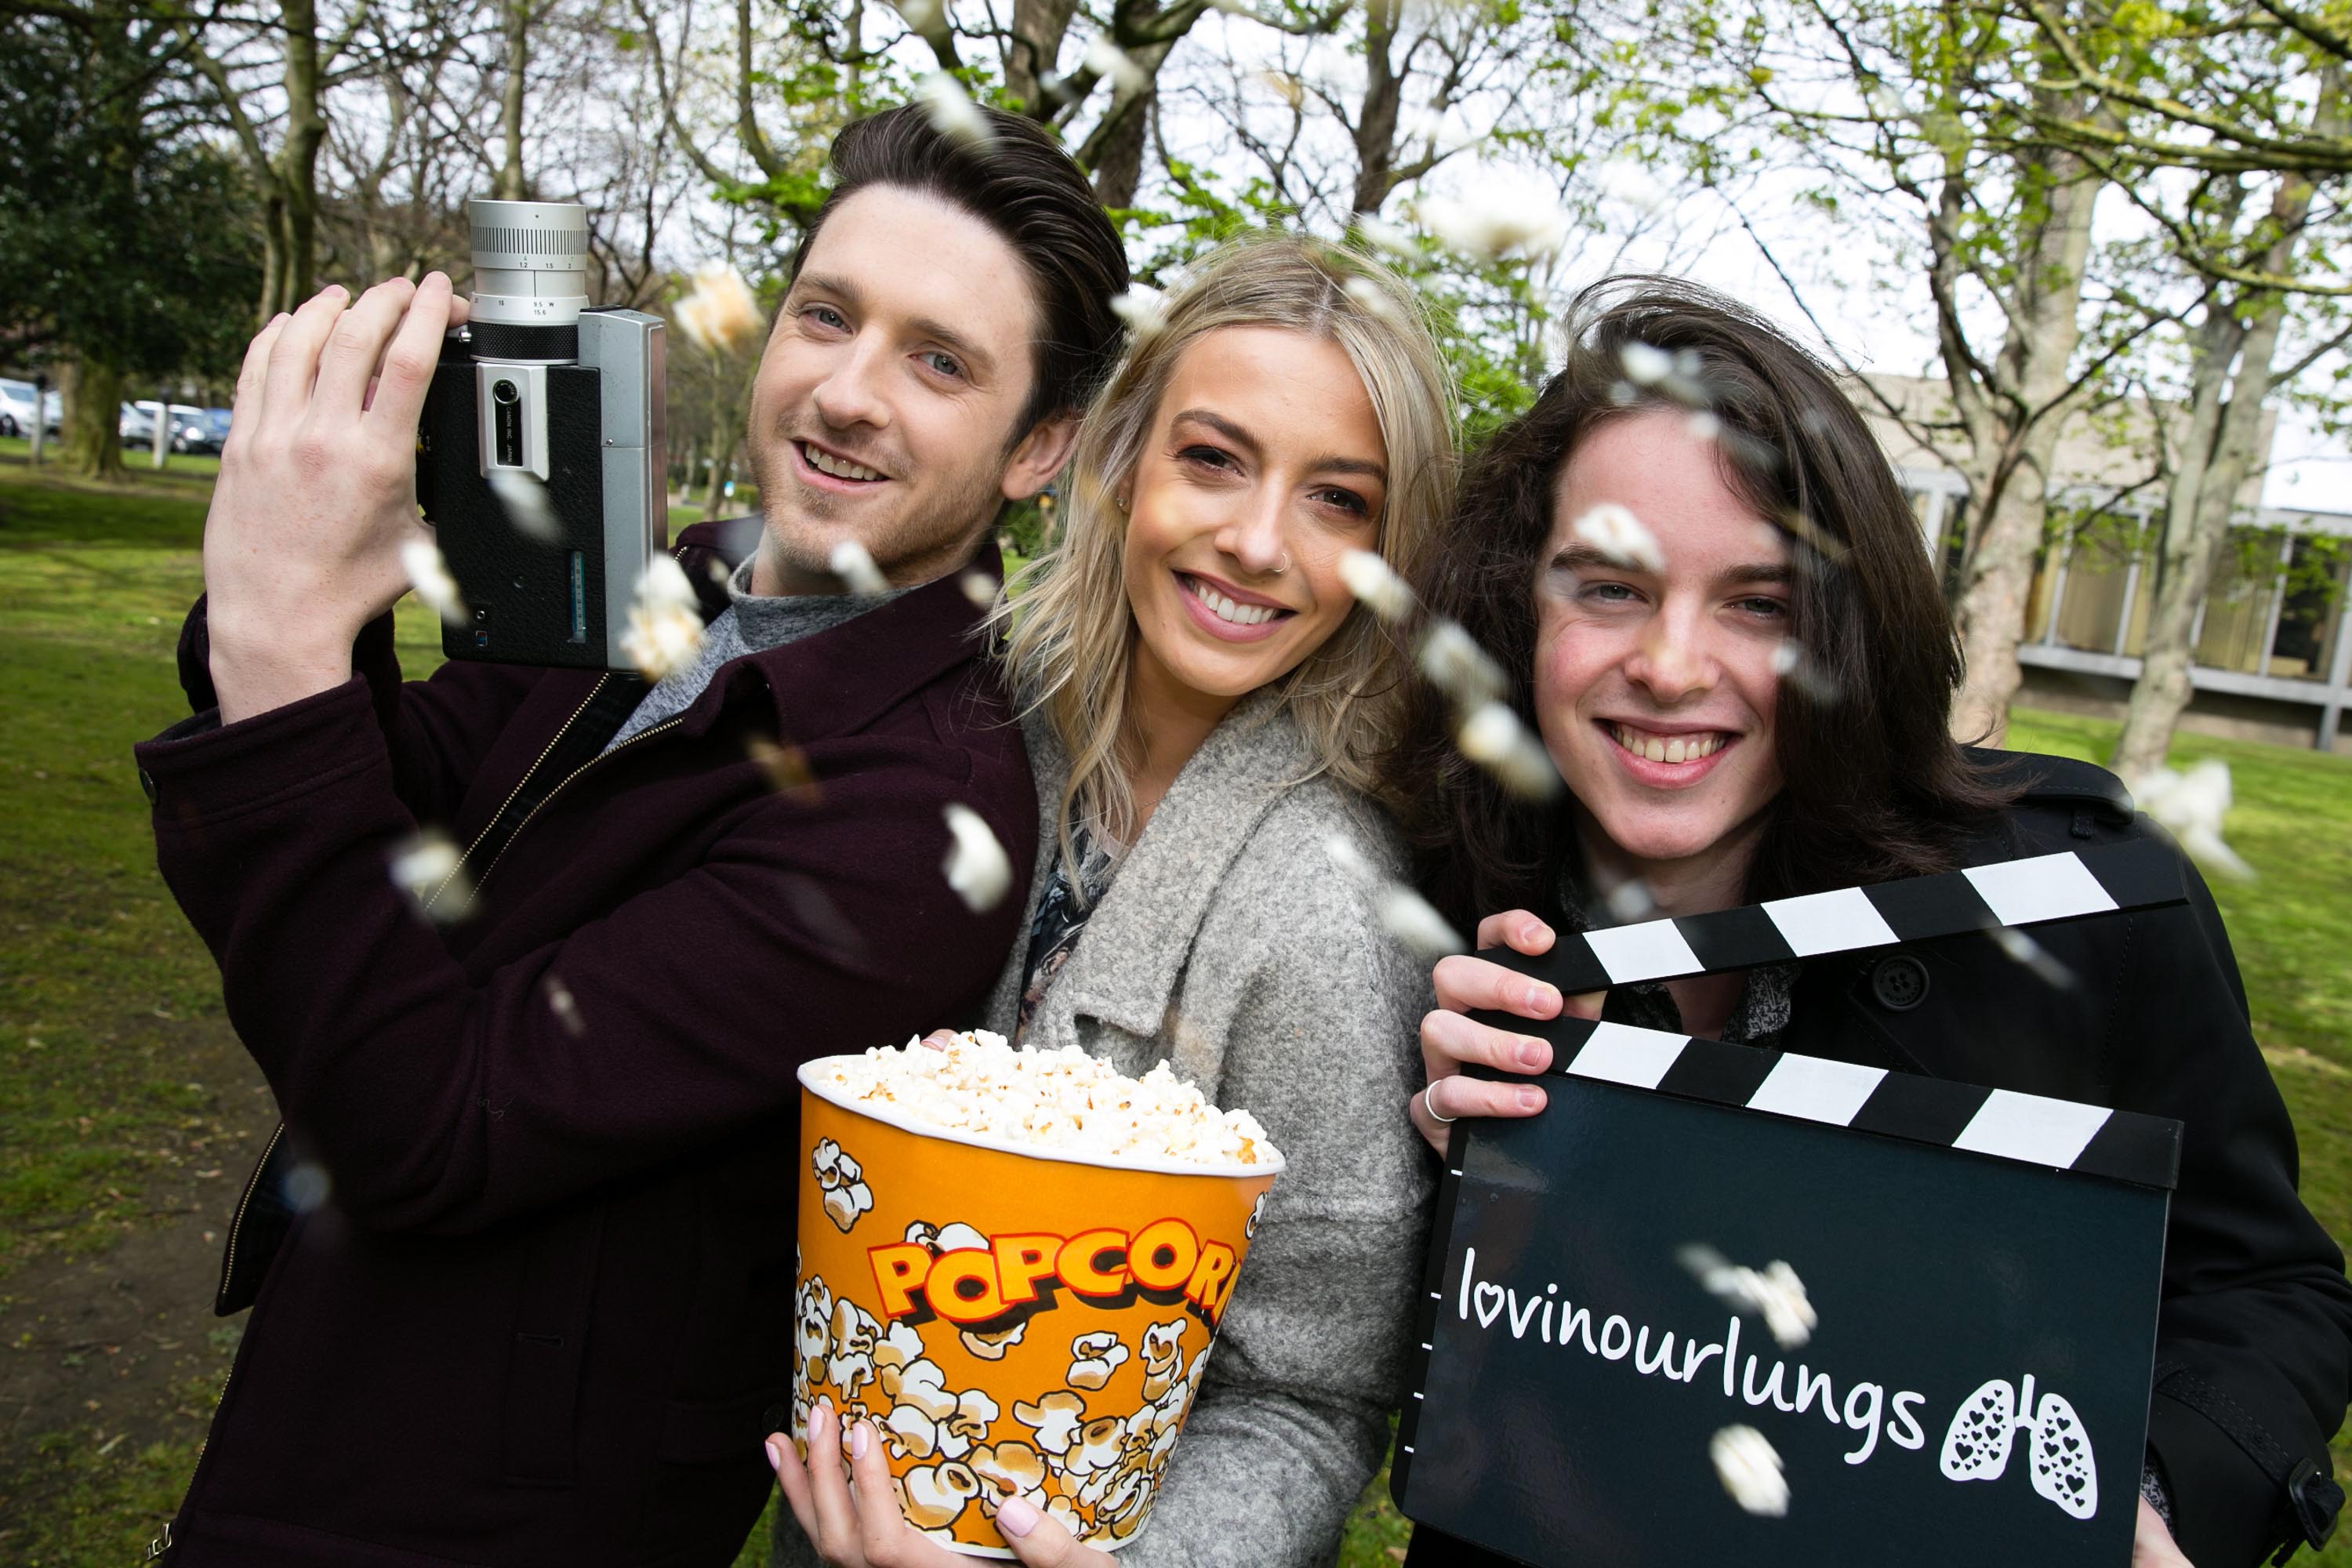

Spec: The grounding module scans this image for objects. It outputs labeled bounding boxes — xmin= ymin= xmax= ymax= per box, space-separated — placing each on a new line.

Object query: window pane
xmin=2053 ymin=527 xmax=2137 ymax=654
xmin=2194 ymin=529 xmax=2278 ymax=675
xmin=2269 ymin=544 xmax=2349 ymax=682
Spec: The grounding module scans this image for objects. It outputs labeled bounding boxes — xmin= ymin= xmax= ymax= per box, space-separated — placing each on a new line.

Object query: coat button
xmin=138 ymin=767 xmax=159 ymax=805
xmin=761 ymin=1402 xmax=790 ymax=1437
xmin=1870 ymin=953 xmax=1929 ymax=1011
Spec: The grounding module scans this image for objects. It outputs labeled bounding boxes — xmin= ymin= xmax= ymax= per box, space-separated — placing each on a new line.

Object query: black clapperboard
xmin=1392 ymin=843 xmax=2188 ymax=1566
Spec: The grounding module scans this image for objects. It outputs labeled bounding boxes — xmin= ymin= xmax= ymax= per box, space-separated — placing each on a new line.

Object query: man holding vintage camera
xmin=132 ymin=106 xmax=1128 ymax=1566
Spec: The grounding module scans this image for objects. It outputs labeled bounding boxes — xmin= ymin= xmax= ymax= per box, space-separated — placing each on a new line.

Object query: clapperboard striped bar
xmin=1461 ymin=1017 xmax=2183 ymax=1189
xmin=1479 ymin=839 xmax=2187 ymax=996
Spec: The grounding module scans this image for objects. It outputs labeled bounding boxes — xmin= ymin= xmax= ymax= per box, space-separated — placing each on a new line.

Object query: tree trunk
xmin=268 ymin=0 xmax=327 ymax=313
xmin=1350 ymin=0 xmax=1405 ymax=216
xmin=60 ymin=358 xmax=126 ymax=481
xmin=1947 ymin=142 xmax=2102 ymax=743
xmin=702 ymin=431 xmax=738 ymax=514
xmin=1005 ymin=0 xmax=1080 ymax=116
xmin=2112 ymin=85 xmax=2334 ymax=775
xmin=495 ymin=0 xmax=529 ymax=200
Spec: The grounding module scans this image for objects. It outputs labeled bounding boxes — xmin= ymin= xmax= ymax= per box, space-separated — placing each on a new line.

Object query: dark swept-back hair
xmin=790 ymin=104 xmax=1129 ymax=440
xmin=1396 ymin=276 xmax=2014 ymax=928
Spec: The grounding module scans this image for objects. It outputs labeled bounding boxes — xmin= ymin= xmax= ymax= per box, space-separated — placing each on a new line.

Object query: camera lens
xmin=466 ymin=198 xmax=589 ymax=360
xmin=492 ymin=379 xmax=520 ymax=406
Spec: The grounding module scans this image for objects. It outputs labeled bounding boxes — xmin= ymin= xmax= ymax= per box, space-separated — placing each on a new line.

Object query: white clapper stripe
xmin=1746 ymin=1054 xmax=1889 ymax=1127
xmin=1761 ymin=885 xmax=1900 ymax=958
xmin=1952 ymin=1088 xmax=2114 ymax=1169
xmin=1565 ymin=1022 xmax=1690 ymax=1090
xmin=1963 ymin=852 xmax=2119 ymax=928
xmin=1584 ymin=919 xmax=1705 ymax=984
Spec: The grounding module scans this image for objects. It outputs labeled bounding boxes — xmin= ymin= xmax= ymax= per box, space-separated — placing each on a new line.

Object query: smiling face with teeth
xmin=742 ymin=186 xmax=1077 ymax=595
xmin=1533 ymin=409 xmax=1790 ymax=892
xmin=1120 ymin=326 xmax=1388 ymax=724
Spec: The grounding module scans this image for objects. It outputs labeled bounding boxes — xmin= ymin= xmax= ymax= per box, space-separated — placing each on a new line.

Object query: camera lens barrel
xmin=466 ymin=198 xmax=590 ymax=359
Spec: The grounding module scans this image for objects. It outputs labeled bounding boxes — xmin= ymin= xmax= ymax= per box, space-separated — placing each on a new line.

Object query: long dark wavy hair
xmin=1396 ymin=277 xmax=2015 ymax=929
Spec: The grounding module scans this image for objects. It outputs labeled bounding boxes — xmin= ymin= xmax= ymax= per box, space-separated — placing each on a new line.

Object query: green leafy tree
xmin=0 ymin=3 xmax=263 ymax=477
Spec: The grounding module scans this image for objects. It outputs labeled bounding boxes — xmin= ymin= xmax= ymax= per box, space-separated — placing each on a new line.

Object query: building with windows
xmin=1860 ymin=377 xmax=2352 ymax=754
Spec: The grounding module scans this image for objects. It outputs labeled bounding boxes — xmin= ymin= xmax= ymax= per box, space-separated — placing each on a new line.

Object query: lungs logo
xmin=1937 ymin=1374 xmax=2096 ymax=1520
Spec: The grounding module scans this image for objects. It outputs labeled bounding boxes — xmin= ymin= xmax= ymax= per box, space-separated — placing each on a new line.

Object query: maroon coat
xmin=133 ymin=520 xmax=1037 ymax=1566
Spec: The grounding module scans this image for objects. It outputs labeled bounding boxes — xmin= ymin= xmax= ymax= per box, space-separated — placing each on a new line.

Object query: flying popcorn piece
xmin=1324 ymin=837 xmax=1467 ymax=960
xmin=1338 ymin=548 xmax=1416 ymax=623
xmin=1253 ymin=68 xmax=1306 ymax=108
xmin=1990 ymin=924 xmax=2078 ymax=991
xmin=1083 ymin=35 xmax=1146 ymax=95
xmin=1341 ymin=274 xmax=1409 ymax=326
xmin=401 ymin=538 xmax=466 ymax=626
xmin=1571 ymin=503 xmax=1666 ymax=573
xmin=1686 ymin=409 xmax=1724 ymax=442
xmin=486 ymin=467 xmax=563 ymax=544
xmin=672 ymin=264 xmax=765 ymax=354
xmin=1596 ymin=158 xmax=1671 ymax=214
xmin=942 ymin=802 xmax=1014 ymax=913
xmin=2132 ymin=759 xmax=2252 ymax=880
xmin=1602 ymin=874 xmax=1656 ymax=924
xmin=746 ymin=734 xmax=821 ymax=804
xmin=1109 ymin=285 xmax=1168 ymax=337
xmin=1416 ymin=620 xmax=1508 ymax=710
xmin=1413 ymin=191 xmax=1570 ymax=263
xmin=541 ymin=972 xmax=586 ymax=1037
xmin=1456 ymin=701 xmax=1560 ymax=799
xmin=388 ymin=828 xmax=472 ymax=922
xmin=959 ymin=569 xmax=999 ymax=610
xmin=1354 ymin=214 xmax=1421 ymax=260
xmin=916 ymin=73 xmax=993 ymax=147
xmin=1678 ymin=1246 xmax=1817 ymax=1348
xmin=1770 ymin=639 xmax=1843 ymax=707
xmin=1710 ymin=1425 xmax=1789 ymax=1517
xmin=829 ymin=539 xmax=891 ymax=596
xmin=619 ymin=554 xmax=705 ymax=681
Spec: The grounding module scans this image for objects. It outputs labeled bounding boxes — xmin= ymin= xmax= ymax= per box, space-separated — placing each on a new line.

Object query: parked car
xmin=191 ymin=404 xmax=233 ymax=453
xmin=179 ymin=407 xmax=232 ymax=454
xmin=119 ymin=402 xmax=157 ymax=448
xmin=0 ymin=379 xmax=43 ymax=439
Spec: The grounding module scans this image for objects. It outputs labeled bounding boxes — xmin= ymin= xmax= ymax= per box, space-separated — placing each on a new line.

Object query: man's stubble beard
xmin=743 ymin=416 xmax=1008 ymax=589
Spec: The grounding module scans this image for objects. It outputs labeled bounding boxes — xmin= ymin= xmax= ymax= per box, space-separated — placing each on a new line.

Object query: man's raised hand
xmin=205 ymin=274 xmax=467 ymax=724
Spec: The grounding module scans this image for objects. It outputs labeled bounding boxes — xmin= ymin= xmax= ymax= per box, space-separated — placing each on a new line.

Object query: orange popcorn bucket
xmin=793 ymin=1056 xmax=1283 ymax=1556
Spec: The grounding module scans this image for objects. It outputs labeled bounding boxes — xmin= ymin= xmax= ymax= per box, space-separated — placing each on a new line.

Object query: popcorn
xmin=813 ymin=1030 xmax=1280 ymax=1168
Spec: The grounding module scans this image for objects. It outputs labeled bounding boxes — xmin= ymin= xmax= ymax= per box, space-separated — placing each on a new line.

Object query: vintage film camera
xmin=417 ymin=198 xmax=666 ymax=670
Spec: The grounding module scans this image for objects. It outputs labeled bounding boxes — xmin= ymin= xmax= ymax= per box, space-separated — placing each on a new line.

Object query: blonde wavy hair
xmin=993 ymin=234 xmax=1458 ymax=872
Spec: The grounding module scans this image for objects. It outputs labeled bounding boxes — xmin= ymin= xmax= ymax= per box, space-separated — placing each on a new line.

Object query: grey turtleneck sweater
xmin=604 ymin=554 xmax=910 ymax=750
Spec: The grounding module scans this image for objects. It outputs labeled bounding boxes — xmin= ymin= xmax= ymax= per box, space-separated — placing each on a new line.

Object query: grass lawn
xmin=0 ymin=448 xmax=2344 ymax=1565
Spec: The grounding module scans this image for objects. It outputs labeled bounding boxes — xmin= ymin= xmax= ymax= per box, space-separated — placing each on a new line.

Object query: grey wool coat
xmin=775 ymin=691 xmax=1437 ymax=1568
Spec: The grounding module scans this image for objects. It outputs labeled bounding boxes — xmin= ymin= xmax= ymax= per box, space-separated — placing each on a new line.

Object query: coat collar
xmin=1017 ymin=686 xmax=1316 ymax=1040
xmin=656 ymin=517 xmax=1004 ymax=742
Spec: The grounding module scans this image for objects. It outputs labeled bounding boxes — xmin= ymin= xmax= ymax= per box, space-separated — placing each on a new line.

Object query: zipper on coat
xmin=426 ymin=675 xmax=613 ymax=915
xmin=466 ymin=713 xmax=688 ymax=900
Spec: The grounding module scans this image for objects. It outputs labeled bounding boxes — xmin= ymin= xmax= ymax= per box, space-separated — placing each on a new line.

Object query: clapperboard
xmin=1392 ymin=844 xmax=2188 ymax=1567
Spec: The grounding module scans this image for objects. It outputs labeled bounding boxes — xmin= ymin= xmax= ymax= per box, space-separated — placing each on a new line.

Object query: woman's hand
xmin=1409 ymin=910 xmax=1604 ymax=1154
xmin=768 ymin=1398 xmax=1116 ymax=1568
xmin=2130 ymin=1496 xmax=2196 ymax=1566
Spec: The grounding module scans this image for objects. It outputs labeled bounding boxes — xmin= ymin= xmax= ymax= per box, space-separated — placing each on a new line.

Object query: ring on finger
xmin=1423 ymin=1082 xmax=1457 ymax=1126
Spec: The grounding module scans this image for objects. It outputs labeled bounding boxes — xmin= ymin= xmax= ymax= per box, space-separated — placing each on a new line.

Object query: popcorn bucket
xmin=793 ymin=1055 xmax=1283 ymax=1556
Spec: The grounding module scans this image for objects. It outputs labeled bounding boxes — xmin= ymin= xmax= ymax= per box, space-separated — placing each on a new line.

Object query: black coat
xmin=1410 ymin=750 xmax=2352 ymax=1568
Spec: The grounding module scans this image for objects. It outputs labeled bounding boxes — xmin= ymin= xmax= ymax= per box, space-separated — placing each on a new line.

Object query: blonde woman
xmin=770 ymin=236 xmax=1456 ymax=1566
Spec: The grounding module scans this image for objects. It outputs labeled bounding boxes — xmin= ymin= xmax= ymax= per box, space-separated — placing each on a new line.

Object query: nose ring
xmin=1272 ymin=552 xmax=1291 ymax=575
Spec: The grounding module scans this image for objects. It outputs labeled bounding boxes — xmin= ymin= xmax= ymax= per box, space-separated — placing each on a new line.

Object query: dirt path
xmin=0 ymin=1014 xmax=276 ymax=1558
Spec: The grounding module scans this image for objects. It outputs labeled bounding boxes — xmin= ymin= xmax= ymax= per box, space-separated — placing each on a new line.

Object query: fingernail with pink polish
xmin=997 ymin=1496 xmax=1040 ymax=1538
xmin=849 ymin=1421 xmax=869 ymax=1460
xmin=764 ymin=1439 xmax=782 ymax=1474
